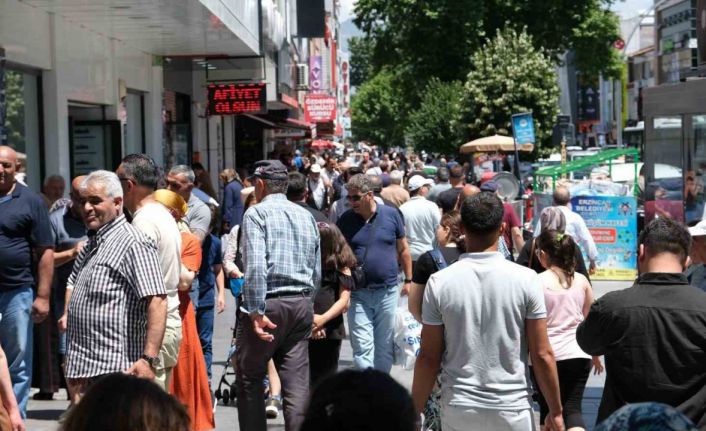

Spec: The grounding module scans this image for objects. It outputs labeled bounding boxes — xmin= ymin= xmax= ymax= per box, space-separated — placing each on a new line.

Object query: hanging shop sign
xmin=304 ymin=94 xmax=336 ymax=123
xmin=571 ymin=195 xmax=638 ymax=281
xmin=207 ymin=82 xmax=266 ymax=116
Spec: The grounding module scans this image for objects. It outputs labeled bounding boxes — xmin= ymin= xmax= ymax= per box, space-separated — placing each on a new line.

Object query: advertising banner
xmin=304 ymin=94 xmax=336 ymax=123
xmin=309 ymin=56 xmax=322 ymax=91
xmin=571 ymin=196 xmax=638 ymax=281
xmin=511 ymin=112 xmax=536 ymax=144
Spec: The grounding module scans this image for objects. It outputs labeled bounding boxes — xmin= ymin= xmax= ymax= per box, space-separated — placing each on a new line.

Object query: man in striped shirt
xmin=64 ymin=170 xmax=167 ymax=399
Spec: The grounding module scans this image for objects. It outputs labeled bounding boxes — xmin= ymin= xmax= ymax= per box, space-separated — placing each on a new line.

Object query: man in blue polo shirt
xmin=0 ymin=146 xmax=54 ymax=418
xmin=337 ymin=174 xmax=413 ymax=372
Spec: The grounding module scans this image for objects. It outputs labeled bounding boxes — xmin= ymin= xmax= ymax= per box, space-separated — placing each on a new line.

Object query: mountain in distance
xmin=339 ymin=18 xmax=362 ymax=53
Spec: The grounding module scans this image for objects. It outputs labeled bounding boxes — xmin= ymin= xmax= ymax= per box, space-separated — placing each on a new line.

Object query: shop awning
xmin=285 ymin=118 xmax=315 ymax=130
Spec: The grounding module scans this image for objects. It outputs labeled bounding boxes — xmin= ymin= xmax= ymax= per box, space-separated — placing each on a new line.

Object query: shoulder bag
xmin=351 ymin=212 xmax=379 ymax=290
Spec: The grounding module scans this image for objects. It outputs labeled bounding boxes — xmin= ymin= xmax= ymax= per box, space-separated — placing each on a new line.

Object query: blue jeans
xmin=0 ymin=287 xmax=34 ymax=418
xmin=196 ymin=304 xmax=214 ymax=382
xmin=347 ymin=285 xmax=398 ymax=372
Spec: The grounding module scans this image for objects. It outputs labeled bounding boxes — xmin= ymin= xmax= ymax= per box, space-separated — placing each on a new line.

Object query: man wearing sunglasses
xmin=337 ymin=174 xmax=413 ymax=373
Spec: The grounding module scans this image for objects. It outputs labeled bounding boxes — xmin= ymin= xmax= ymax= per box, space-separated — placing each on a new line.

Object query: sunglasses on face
xmin=346 ymin=193 xmax=368 ymax=202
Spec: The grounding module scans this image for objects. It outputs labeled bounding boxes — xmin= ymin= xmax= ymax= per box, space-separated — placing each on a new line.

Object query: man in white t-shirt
xmin=400 ymin=175 xmax=441 ymax=264
xmin=117 ymin=154 xmax=182 ymax=390
xmin=412 ymin=192 xmax=564 ymax=431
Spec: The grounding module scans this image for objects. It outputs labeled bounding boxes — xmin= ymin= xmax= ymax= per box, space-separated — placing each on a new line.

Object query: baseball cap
xmin=689 ymin=219 xmax=706 ymax=237
xmin=248 ymin=160 xmax=289 ymax=181
xmin=310 ymin=164 xmax=322 ymax=174
xmin=407 ymin=175 xmax=434 ymax=192
xmin=480 ymin=181 xmax=498 ymax=192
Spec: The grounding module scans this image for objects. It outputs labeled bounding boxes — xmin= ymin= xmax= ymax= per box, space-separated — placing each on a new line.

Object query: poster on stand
xmin=571 ymin=196 xmax=638 ymax=281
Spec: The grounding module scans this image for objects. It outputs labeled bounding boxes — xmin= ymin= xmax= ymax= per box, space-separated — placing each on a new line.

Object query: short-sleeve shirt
xmin=502 ymin=203 xmax=521 ymax=251
xmin=412 ymin=246 xmax=462 ymax=285
xmin=198 ymin=234 xmax=222 ymax=307
xmin=0 ymin=183 xmax=54 ymax=291
xmin=337 ymin=205 xmax=405 ymax=289
xmin=185 ymin=194 xmax=211 ymax=238
xmin=50 ymin=204 xmax=87 ymax=287
xmin=65 ymin=215 xmax=166 ymax=378
xmin=422 ymin=252 xmax=546 ymax=410
xmin=132 ymin=203 xmax=182 ymax=326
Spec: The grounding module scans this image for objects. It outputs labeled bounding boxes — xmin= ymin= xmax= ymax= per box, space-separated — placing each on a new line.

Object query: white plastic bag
xmin=393 ymin=296 xmax=422 ymax=370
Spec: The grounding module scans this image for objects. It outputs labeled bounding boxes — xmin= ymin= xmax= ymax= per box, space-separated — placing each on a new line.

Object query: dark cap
xmin=248 ymin=160 xmax=289 ymax=181
xmin=480 ymin=181 xmax=498 ymax=192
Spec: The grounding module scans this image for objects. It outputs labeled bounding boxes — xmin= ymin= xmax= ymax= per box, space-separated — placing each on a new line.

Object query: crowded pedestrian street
xmin=25 ymin=280 xmax=625 ymax=431
xmin=4 ymin=0 xmax=706 ymax=430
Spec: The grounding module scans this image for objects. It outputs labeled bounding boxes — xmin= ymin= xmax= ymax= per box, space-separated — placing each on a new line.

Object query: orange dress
xmin=169 ymin=232 xmax=215 ymax=431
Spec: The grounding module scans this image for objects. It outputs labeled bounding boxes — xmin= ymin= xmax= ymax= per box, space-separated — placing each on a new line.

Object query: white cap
xmin=407 ymin=175 xmax=434 ymax=192
xmin=310 ymin=164 xmax=322 ymax=174
xmin=689 ymin=219 xmax=706 ymax=237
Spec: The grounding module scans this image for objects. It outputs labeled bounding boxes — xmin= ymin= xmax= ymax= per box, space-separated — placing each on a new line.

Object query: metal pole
xmin=0 ymin=47 xmax=6 ymax=146
xmin=560 ymin=138 xmax=567 ymax=180
xmin=616 ymin=79 xmax=623 ymax=147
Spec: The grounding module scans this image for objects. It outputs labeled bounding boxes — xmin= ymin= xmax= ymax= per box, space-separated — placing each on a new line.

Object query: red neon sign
xmin=207 ymin=82 xmax=266 ymax=116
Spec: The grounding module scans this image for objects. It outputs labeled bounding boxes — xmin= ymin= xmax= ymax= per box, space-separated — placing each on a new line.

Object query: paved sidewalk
xmin=25 ymin=280 xmax=629 ymax=430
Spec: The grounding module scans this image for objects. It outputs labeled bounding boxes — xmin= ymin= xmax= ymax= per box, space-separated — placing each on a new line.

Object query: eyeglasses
xmin=346 ymin=193 xmax=367 ymax=202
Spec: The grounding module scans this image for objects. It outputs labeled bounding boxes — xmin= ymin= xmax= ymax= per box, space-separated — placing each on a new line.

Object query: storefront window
xmin=688 ymin=115 xmax=706 ymax=225
xmin=3 ymin=69 xmax=42 ymax=190
xmin=644 ymin=116 xmax=684 ymax=222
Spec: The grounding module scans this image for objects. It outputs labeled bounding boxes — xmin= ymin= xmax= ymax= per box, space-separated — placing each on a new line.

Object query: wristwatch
xmin=140 ymin=354 xmax=160 ymax=368
xmin=404 ymin=278 xmax=412 ymax=283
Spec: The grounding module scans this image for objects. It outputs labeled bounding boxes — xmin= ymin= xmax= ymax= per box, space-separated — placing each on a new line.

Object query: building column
xmin=145 ymin=62 xmax=164 ymax=165
xmin=42 ymin=13 xmax=71 ymax=181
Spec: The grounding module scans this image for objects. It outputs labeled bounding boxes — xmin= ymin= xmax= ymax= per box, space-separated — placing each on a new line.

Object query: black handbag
xmin=234 ymin=225 xmax=244 ymax=272
xmin=351 ymin=212 xmax=379 ymax=290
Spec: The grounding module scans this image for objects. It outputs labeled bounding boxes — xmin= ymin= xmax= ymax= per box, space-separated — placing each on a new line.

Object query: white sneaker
xmin=265 ymin=397 xmax=281 ymax=419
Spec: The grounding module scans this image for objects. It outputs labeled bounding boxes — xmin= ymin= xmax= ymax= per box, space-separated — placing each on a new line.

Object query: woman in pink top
xmin=532 ymin=229 xmax=603 ymax=431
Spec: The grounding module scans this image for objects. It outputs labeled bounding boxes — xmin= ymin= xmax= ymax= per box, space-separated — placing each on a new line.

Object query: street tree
xmin=455 ymin=28 xmax=560 ymax=154
xmin=406 ymin=78 xmax=464 ymax=155
xmin=350 ymin=70 xmax=406 ymax=148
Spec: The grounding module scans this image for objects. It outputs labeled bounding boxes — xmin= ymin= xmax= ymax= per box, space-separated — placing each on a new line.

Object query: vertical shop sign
xmin=571 ymin=196 xmax=638 ymax=281
xmin=309 ymin=56 xmax=322 ymax=92
xmin=0 ymin=47 xmax=6 ymax=145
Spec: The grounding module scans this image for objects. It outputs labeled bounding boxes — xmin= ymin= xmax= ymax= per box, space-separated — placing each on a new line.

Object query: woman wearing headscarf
xmin=515 ymin=207 xmax=591 ymax=281
xmin=152 ymin=189 xmax=215 ymax=431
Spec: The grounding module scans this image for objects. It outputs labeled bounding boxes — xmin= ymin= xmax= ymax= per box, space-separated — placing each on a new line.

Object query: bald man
xmin=455 ymin=184 xmax=481 ymax=211
xmin=33 ymin=176 xmax=88 ymax=400
xmin=0 ymin=146 xmax=54 ymax=417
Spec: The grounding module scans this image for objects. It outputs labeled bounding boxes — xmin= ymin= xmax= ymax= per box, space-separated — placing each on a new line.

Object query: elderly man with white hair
xmin=64 ymin=170 xmax=167 ymax=402
xmin=380 ymin=170 xmax=410 ymax=208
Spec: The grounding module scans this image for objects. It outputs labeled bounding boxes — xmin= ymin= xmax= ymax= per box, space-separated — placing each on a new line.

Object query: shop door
xmin=69 ymin=119 xmax=121 ymax=178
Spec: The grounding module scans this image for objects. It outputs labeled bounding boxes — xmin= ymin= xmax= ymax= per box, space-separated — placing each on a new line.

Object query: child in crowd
xmin=309 ymin=222 xmax=353 ymax=387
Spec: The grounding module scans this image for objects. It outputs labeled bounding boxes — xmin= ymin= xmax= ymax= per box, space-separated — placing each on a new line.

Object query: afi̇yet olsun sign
xmin=207 ymin=83 xmax=267 ymax=115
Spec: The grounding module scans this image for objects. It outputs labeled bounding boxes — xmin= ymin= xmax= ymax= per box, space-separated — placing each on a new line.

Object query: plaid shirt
xmin=241 ymin=193 xmax=321 ymax=314
xmin=65 ymin=215 xmax=166 ymax=378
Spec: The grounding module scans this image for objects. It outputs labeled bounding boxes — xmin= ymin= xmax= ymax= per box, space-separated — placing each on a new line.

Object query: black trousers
xmin=236 ymin=296 xmax=313 ymax=431
xmin=531 ymin=357 xmax=591 ymax=429
xmin=308 ymin=339 xmax=342 ymax=389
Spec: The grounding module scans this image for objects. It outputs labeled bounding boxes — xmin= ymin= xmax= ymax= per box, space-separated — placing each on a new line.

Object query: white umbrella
xmin=460 ymin=134 xmax=534 ymax=154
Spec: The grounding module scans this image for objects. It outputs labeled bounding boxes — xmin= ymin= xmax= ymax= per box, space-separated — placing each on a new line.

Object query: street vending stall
xmin=533 ymin=148 xmax=640 ymax=281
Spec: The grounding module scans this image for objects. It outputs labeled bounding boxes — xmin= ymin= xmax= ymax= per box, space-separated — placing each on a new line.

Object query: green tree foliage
xmin=455 ymin=28 xmax=559 ymax=154
xmin=4 ymin=70 xmax=26 ymax=150
xmin=348 ymin=36 xmax=376 ymax=87
xmin=570 ymin=7 xmax=623 ymax=80
xmin=406 ymin=78 xmax=464 ymax=155
xmin=350 ymin=70 xmax=405 ymax=148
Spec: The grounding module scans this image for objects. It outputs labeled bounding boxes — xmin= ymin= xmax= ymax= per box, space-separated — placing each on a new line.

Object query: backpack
xmin=428 ymin=249 xmax=448 ymax=272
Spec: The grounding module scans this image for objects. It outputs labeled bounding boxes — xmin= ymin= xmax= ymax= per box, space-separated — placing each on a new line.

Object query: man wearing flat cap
xmin=236 ymin=160 xmax=321 ymax=431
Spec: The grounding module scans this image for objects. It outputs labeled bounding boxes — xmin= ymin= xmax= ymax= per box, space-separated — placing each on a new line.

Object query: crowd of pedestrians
xmin=1 ymin=144 xmax=706 ymax=431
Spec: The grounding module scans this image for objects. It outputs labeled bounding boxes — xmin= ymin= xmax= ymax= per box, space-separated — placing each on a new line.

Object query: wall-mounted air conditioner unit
xmin=296 ymin=64 xmax=309 ymax=90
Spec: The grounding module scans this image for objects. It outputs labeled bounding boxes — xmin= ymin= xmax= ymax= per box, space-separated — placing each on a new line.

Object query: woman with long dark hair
xmin=309 ymin=222 xmax=355 ymax=387
xmin=532 ymin=229 xmax=603 ymax=431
